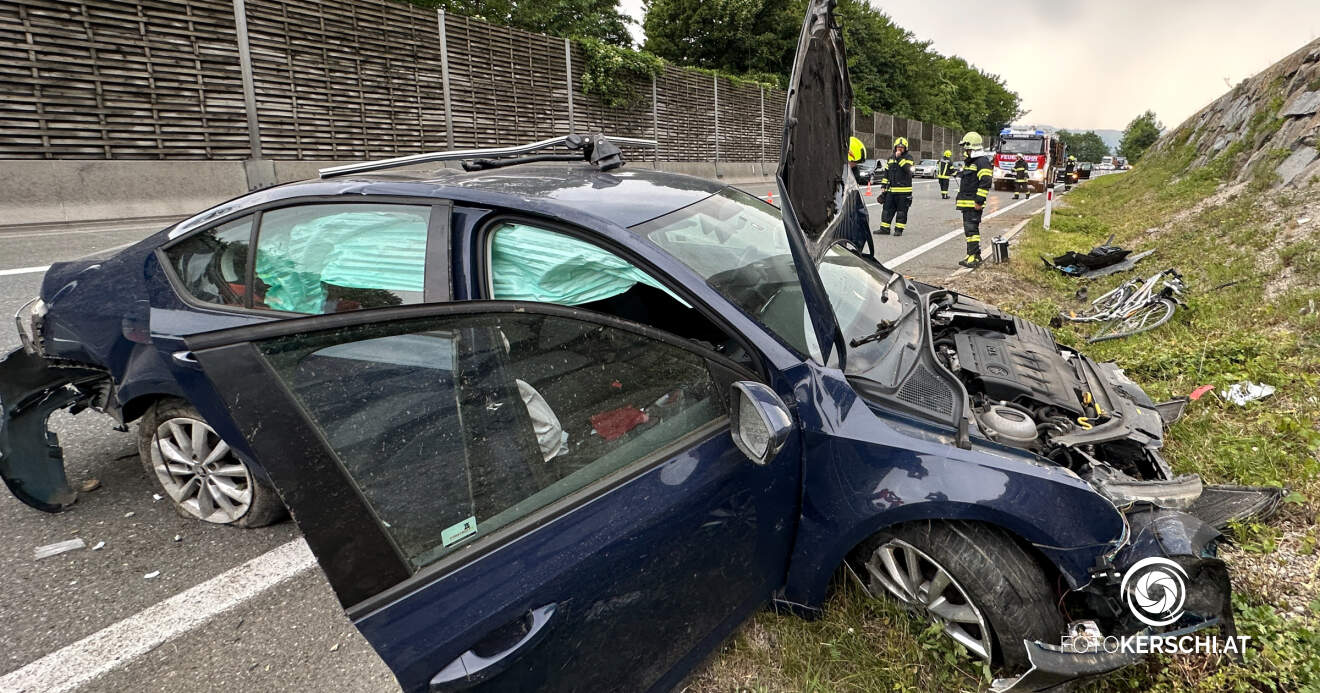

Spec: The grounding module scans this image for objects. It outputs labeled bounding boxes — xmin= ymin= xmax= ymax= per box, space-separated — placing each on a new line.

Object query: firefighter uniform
xmin=878 ymin=137 xmax=914 ymax=237
xmin=936 ymin=150 xmax=953 ymax=199
xmin=1064 ymin=155 xmax=1077 ymax=190
xmin=956 ymin=132 xmax=992 ymax=268
xmin=1013 ymin=155 xmax=1030 ymax=199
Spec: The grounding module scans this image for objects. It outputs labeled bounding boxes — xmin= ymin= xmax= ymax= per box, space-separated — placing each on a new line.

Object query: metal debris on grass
xmin=34 ymin=538 xmax=86 ymax=560
xmin=1222 ymin=381 xmax=1276 ymax=406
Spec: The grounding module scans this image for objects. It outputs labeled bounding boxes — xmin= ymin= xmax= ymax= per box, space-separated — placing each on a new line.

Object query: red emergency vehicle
xmin=992 ymin=128 xmax=1064 ymax=194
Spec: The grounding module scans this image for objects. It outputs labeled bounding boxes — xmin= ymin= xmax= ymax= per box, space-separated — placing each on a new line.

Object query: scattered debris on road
xmin=173 ymin=535 xmax=182 ymax=542
xmin=92 ymin=540 xmax=106 ymax=551
xmin=78 ymin=478 xmax=101 ymax=492
xmin=124 ymin=511 xmax=135 ymax=518
xmin=34 ymin=538 xmax=86 ymax=559
xmin=152 ymin=493 xmax=162 ymax=502
xmin=1223 ymin=381 xmax=1276 ymax=406
xmin=143 ymin=571 xmax=160 ymax=579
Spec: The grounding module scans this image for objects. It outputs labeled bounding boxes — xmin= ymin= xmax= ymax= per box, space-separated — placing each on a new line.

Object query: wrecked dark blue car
xmin=0 ymin=2 xmax=1280 ymax=691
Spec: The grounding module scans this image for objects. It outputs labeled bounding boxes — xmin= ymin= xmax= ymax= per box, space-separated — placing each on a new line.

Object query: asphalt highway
xmin=0 ymin=174 xmax=1059 ymax=692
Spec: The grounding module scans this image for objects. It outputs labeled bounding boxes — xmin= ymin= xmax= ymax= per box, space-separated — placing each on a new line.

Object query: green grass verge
xmin=700 ymin=129 xmax=1320 ymax=691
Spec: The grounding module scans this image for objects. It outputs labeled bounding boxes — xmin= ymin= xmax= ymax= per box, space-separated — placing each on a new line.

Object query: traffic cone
xmin=767 ymin=190 xmax=774 ymax=204
xmin=865 ymin=181 xmax=873 ymax=196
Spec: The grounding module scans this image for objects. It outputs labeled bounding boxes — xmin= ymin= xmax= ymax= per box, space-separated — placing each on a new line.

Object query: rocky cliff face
xmin=1166 ymin=38 xmax=1320 ymax=189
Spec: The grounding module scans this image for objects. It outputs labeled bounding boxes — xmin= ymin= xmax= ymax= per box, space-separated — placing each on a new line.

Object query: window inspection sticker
xmin=441 ymin=516 xmax=478 ymax=547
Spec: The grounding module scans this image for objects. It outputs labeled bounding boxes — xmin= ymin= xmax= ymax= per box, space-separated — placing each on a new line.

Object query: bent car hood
xmin=777 ymin=0 xmax=869 ymax=367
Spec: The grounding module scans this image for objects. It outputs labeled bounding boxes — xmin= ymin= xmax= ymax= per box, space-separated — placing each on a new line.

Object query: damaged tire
xmin=854 ymin=521 xmax=1064 ymax=672
xmin=138 ymin=398 xmax=284 ymax=528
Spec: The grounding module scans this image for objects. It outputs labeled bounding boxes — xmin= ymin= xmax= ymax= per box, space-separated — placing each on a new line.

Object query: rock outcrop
xmin=1164 ymin=39 xmax=1320 ymax=188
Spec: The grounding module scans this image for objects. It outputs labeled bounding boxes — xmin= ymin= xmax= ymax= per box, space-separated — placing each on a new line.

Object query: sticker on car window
xmin=441 ymin=516 xmax=478 ymax=547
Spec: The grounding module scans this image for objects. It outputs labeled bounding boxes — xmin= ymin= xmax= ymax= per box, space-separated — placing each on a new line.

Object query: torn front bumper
xmin=995 ymin=507 xmax=1239 ymax=691
xmin=0 ymin=347 xmax=107 ymax=512
xmin=991 ymin=618 xmax=1224 ymax=692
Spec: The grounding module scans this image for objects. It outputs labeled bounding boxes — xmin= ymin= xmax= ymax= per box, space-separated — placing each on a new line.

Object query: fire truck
xmin=992 ymin=127 xmax=1065 ymax=193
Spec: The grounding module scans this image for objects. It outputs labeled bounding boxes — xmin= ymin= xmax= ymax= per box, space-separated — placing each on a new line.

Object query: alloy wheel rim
xmin=150 ymin=417 xmax=251 ymax=524
xmin=864 ymin=539 xmax=994 ymax=661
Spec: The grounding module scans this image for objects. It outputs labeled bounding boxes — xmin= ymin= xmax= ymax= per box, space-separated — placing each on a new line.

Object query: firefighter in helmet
xmin=848 ymin=135 xmax=867 ymax=174
xmin=956 ymin=131 xmax=992 ymax=269
xmin=878 ymin=136 xmax=914 ymax=237
xmin=936 ymin=149 xmax=954 ymax=200
xmin=1064 ymin=154 xmax=1078 ymax=191
xmin=1013 ymin=154 xmax=1030 ymax=199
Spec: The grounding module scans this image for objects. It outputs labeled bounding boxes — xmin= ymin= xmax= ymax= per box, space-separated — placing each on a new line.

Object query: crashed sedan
xmin=0 ymin=1 xmax=1280 ymax=691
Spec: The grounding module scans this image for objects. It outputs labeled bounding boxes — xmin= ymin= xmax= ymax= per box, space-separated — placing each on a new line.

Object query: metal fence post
xmin=759 ymin=85 xmax=765 ymax=177
xmin=652 ymin=74 xmax=659 ymax=168
xmin=564 ymin=39 xmax=575 ymax=133
xmin=231 ymin=0 xmax=261 ymax=159
xmin=436 ymin=10 xmax=454 ymax=149
xmin=712 ymin=75 xmax=720 ymax=178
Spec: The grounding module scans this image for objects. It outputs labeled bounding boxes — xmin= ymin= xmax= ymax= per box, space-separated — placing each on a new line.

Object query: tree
xmin=1056 ymin=129 xmax=1110 ymax=162
xmin=643 ymin=0 xmax=1022 ymax=133
xmin=415 ymin=0 xmax=634 ymax=46
xmin=1119 ymin=111 xmax=1162 ymax=163
xmin=642 ymin=0 xmax=800 ymax=81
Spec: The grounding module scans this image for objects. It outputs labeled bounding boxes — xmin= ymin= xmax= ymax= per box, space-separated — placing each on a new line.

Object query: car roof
xmin=282 ymin=164 xmax=722 ymax=229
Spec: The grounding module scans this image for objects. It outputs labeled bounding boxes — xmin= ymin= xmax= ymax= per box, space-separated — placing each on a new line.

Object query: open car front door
xmin=777 ymin=0 xmax=868 ymax=369
xmin=182 ymin=301 xmax=801 ymax=693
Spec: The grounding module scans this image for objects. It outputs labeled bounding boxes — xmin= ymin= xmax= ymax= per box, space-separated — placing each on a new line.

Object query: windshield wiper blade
xmin=850 ymin=321 xmax=898 ymax=348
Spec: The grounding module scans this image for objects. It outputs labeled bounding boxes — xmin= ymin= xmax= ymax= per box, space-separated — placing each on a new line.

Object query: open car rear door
xmin=182 ymin=301 xmax=801 ymax=693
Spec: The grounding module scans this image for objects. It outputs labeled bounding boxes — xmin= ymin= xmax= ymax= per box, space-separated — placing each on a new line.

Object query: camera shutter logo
xmin=1121 ymin=557 xmax=1188 ymax=627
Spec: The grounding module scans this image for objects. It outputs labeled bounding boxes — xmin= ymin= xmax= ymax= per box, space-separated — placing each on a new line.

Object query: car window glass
xmin=164 ymin=215 xmax=253 ymax=308
xmin=253 ymin=204 xmax=430 ymax=314
xmin=488 ymin=222 xmax=684 ymax=306
xmin=258 ymin=312 xmax=725 ymax=571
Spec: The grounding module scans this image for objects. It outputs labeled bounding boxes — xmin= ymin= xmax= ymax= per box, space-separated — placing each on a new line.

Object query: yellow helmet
xmin=959 ymin=132 xmax=983 ymax=149
xmin=943 ymin=150 xmax=952 ymax=157
xmin=894 ymin=136 xmax=909 ymax=149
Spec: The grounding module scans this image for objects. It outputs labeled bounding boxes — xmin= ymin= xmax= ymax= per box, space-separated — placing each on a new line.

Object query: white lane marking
xmin=881 ymin=195 xmax=1037 ymax=269
xmin=0 ymin=240 xmax=142 ymax=278
xmin=0 ymin=538 xmax=317 ymax=693
xmin=0 ymin=265 xmax=50 ymax=277
xmin=0 ymin=228 xmax=148 ymax=241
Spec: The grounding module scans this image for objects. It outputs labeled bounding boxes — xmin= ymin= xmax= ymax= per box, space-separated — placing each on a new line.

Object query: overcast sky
xmin=621 ymin=0 xmax=1319 ymax=132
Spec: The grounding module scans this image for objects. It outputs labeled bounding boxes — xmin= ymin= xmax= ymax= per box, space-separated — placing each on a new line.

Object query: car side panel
xmin=781 ymin=362 xmax=1126 ymax=609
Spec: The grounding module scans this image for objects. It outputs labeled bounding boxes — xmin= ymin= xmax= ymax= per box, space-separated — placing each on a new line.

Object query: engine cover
xmin=953 ymin=316 xmax=1085 ymax=416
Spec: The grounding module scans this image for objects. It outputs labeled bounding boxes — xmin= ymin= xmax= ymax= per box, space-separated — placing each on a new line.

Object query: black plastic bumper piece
xmin=0 ymin=347 xmax=105 ymax=512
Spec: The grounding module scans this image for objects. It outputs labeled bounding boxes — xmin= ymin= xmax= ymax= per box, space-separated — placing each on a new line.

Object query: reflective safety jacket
xmin=879 ymin=155 xmax=914 ymax=193
xmin=956 ymin=154 xmax=992 ymax=208
xmin=936 ymin=157 xmax=953 ymax=179
xmin=848 ymin=136 xmax=867 ymax=163
xmin=1013 ymin=158 xmax=1029 ymax=181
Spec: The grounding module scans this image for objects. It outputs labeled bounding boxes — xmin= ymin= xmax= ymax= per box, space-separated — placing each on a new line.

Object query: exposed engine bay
xmin=925 ymin=291 xmax=1247 ymax=516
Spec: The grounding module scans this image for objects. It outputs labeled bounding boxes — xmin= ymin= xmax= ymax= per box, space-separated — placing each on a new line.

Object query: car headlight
xmin=15 ymin=297 xmax=47 ymax=355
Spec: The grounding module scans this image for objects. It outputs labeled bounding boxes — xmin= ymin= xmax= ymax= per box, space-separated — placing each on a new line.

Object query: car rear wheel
xmin=138 ymin=399 xmax=284 ymax=527
xmin=854 ymin=521 xmax=1065 ymax=672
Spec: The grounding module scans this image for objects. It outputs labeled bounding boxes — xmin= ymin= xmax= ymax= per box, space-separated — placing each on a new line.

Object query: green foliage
xmin=642 ymin=0 xmax=1022 ymax=134
xmin=1118 ymin=109 xmax=1163 ymax=162
xmin=577 ymin=38 xmax=663 ymax=109
xmin=1056 ymin=129 xmax=1110 ymax=162
xmin=414 ymin=0 xmax=634 ymax=46
xmin=641 ymin=0 xmax=799 ymax=87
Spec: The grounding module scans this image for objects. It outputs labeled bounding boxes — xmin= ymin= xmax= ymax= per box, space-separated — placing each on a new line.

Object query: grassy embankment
xmin=697 ymin=104 xmax=1320 ymax=691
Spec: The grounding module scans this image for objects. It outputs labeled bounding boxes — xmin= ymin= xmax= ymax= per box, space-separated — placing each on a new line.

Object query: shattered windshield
xmin=636 ymin=188 xmax=910 ymax=373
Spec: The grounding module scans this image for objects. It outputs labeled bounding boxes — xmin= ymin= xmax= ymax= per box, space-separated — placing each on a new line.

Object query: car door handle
xmin=172 ymin=350 xmax=201 ymax=368
xmin=429 ymin=603 xmax=558 ymax=692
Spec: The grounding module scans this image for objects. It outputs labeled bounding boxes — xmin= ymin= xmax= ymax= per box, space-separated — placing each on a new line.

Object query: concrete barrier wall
xmin=0 ymin=159 xmax=778 ymax=227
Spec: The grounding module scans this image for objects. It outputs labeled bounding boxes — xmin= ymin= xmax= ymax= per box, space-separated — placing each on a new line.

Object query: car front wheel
xmin=854 ymin=521 xmax=1065 ymax=672
xmin=138 ymin=399 xmax=284 ymax=527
